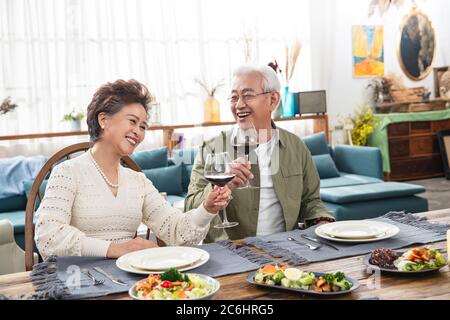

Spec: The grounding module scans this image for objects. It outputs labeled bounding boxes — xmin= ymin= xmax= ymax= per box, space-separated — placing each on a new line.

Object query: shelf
xmin=0 ymin=114 xmax=329 ymax=152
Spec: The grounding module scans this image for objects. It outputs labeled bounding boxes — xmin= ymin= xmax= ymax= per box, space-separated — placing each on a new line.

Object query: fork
xmin=287 ymin=237 xmax=321 ymax=250
xmin=81 ymin=268 xmax=105 ymax=286
xmin=93 ymin=267 xmax=127 ymax=286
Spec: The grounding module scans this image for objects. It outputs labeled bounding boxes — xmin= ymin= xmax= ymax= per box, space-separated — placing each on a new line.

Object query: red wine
xmin=205 ymin=174 xmax=235 ymax=187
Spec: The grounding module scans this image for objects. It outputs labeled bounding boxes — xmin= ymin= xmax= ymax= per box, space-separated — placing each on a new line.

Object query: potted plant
xmin=63 ymin=109 xmax=85 ymax=131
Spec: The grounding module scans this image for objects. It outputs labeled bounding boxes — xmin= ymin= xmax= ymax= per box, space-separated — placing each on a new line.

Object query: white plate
xmin=319 ymin=221 xmax=388 ymax=239
xmin=315 ymin=221 xmax=400 ymax=243
xmin=116 ymin=247 xmax=209 ymax=275
xmin=128 ymin=273 xmax=220 ymax=300
xmin=127 ymin=247 xmax=203 ymax=270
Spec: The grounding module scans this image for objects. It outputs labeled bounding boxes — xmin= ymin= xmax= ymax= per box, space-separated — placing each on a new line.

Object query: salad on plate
xmin=368 ymin=247 xmax=446 ymax=272
xmin=131 ymin=268 xmax=217 ymax=300
xmin=253 ymin=264 xmax=354 ymax=293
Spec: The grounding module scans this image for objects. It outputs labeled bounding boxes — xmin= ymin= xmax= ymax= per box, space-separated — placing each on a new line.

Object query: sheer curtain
xmin=0 ymin=0 xmax=312 ymax=135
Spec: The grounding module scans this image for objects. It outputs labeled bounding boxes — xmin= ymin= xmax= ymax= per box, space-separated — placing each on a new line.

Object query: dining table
xmin=0 ymin=209 xmax=449 ymax=300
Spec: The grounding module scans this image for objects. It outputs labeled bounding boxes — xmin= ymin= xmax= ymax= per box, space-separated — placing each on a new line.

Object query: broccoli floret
xmin=270 ymin=271 xmax=285 ymax=285
xmin=322 ymin=273 xmax=335 ymax=285
xmin=333 ymin=278 xmax=352 ymax=290
xmin=322 ymin=272 xmax=352 ymax=290
xmin=160 ymin=268 xmax=190 ymax=282
xmin=333 ymin=272 xmax=346 ymax=282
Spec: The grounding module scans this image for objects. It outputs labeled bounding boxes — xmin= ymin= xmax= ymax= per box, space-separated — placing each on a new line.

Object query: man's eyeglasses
xmin=227 ymin=91 xmax=271 ymax=105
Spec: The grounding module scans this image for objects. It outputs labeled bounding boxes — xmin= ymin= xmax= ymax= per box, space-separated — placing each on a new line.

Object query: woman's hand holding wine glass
xmin=203 ymin=185 xmax=232 ymax=214
xmin=204 ymin=152 xmax=239 ymax=228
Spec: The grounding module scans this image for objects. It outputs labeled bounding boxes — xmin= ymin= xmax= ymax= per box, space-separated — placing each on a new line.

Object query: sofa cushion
xmin=320 ymin=173 xmax=383 ymax=189
xmin=23 ymin=179 xmax=48 ymax=199
xmin=131 ymin=147 xmax=168 ymax=170
xmin=302 ymin=132 xmax=329 ymax=155
xmin=0 ymin=195 xmax=27 ymax=213
xmin=143 ymin=164 xmax=183 ymax=195
xmin=320 ymin=182 xmax=426 ymax=204
xmin=323 ymin=195 xmax=428 ymax=220
xmin=312 ymin=154 xmax=340 ymax=179
xmin=23 ymin=179 xmax=49 ymax=209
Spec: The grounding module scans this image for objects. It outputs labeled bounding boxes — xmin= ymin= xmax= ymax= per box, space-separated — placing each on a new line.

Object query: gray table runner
xmin=244 ymin=211 xmax=449 ymax=265
xmin=24 ymin=240 xmax=273 ymax=300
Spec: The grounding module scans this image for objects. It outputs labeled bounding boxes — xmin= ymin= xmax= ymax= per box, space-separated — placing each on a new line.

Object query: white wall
xmin=310 ymin=0 xmax=450 ymax=128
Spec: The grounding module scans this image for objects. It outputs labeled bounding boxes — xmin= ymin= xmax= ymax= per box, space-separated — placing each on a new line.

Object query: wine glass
xmin=204 ymin=152 xmax=239 ymax=229
xmin=230 ymin=121 xmax=259 ymax=189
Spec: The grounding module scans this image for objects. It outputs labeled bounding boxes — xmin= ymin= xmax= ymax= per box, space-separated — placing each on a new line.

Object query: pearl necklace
xmin=89 ymin=150 xmax=119 ymax=188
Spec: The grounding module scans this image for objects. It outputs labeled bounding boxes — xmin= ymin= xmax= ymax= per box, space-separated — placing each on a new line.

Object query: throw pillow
xmin=302 ymin=132 xmax=329 ymax=155
xmin=312 ymin=154 xmax=340 ymax=179
xmin=131 ymin=147 xmax=168 ymax=170
xmin=142 ymin=164 xmax=183 ymax=195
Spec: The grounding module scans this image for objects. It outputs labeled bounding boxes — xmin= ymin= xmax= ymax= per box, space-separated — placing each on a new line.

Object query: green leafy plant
xmin=0 ymin=97 xmax=18 ymax=115
xmin=350 ymin=104 xmax=379 ymax=146
xmin=62 ymin=109 xmax=85 ymax=121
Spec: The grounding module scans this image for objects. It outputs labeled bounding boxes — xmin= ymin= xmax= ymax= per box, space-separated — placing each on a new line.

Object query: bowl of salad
xmin=129 ymin=268 xmax=219 ymax=300
xmin=364 ymin=247 xmax=447 ymax=273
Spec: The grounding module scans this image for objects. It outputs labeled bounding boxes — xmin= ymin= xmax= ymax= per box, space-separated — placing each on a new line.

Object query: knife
xmin=301 ymin=234 xmax=340 ymax=251
xmin=93 ymin=267 xmax=128 ymax=286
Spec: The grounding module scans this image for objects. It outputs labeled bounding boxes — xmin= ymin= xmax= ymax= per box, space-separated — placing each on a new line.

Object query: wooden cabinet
xmin=386 ymin=119 xmax=450 ymax=181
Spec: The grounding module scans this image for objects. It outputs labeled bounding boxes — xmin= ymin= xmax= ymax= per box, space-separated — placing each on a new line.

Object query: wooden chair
xmin=24 ymin=142 xmax=164 ymax=271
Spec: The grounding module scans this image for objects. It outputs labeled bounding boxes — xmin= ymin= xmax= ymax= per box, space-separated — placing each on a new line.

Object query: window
xmin=0 ymin=0 xmax=312 ymax=135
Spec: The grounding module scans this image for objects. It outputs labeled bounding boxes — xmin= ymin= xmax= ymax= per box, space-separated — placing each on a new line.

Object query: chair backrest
xmin=24 ymin=142 xmax=144 ymax=271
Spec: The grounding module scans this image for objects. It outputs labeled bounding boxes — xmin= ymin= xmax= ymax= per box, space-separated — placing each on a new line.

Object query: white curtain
xmin=0 ymin=0 xmax=312 ymax=136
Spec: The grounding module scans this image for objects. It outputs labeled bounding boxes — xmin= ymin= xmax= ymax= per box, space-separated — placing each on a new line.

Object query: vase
xmin=70 ymin=120 xmax=81 ymax=131
xmin=281 ymin=86 xmax=298 ymax=118
xmin=203 ymin=96 xmax=220 ymax=122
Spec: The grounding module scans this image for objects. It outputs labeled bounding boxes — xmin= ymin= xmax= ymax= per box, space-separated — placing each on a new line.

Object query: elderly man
xmin=185 ymin=64 xmax=334 ymax=242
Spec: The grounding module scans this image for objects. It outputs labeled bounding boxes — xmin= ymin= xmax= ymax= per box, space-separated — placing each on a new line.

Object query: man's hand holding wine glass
xmin=228 ymin=158 xmax=253 ymax=189
xmin=203 ymin=185 xmax=232 ymax=214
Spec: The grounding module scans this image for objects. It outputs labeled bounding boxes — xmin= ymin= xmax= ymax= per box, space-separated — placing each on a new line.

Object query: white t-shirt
xmin=255 ymin=131 xmax=285 ymax=236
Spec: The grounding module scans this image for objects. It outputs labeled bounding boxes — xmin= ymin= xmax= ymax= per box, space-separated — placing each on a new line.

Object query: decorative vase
xmin=203 ymin=95 xmax=220 ymax=122
xmin=281 ymin=86 xmax=298 ymax=118
xmin=70 ymin=120 xmax=81 ymax=131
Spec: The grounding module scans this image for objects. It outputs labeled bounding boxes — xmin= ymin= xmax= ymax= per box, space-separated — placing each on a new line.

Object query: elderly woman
xmin=35 ymin=79 xmax=230 ymax=260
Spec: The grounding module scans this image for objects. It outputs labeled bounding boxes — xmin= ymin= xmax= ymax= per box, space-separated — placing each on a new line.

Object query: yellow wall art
xmin=353 ymin=25 xmax=384 ymax=78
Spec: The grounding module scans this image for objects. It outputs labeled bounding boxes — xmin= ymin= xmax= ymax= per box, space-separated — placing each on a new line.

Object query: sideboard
xmin=369 ymin=109 xmax=450 ymax=181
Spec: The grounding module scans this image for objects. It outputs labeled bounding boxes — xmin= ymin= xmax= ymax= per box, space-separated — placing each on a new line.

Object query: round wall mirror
xmin=397 ymin=6 xmax=436 ymax=81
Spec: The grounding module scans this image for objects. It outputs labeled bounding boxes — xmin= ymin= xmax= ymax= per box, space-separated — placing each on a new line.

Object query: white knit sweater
xmin=35 ymin=152 xmax=214 ymax=260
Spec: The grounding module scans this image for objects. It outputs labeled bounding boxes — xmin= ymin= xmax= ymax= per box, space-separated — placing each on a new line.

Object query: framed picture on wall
xmin=352 ymin=25 xmax=384 ymax=78
xmin=397 ymin=6 xmax=436 ymax=81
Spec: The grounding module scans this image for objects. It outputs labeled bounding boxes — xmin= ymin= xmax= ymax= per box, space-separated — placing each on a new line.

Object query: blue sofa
xmin=302 ymin=132 xmax=428 ymax=220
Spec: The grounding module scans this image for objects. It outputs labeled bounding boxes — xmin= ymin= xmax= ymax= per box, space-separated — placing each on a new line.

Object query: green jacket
xmin=184 ymin=126 xmax=332 ymax=243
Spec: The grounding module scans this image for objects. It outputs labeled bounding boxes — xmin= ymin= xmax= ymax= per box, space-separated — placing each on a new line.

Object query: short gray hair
xmin=232 ymin=65 xmax=281 ymax=93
